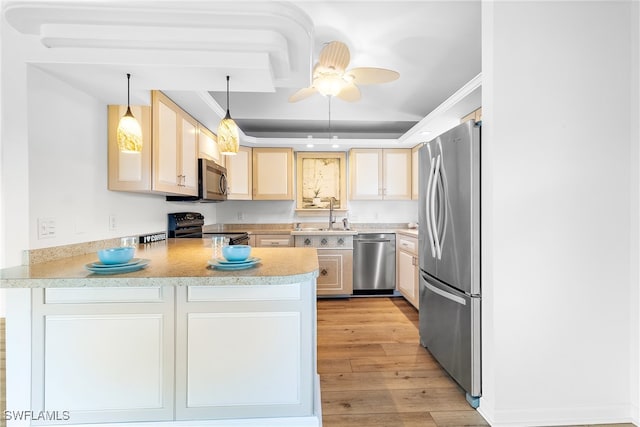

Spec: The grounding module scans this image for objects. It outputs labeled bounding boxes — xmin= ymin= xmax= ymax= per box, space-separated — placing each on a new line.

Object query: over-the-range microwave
xmin=166 ymin=159 xmax=227 ymax=203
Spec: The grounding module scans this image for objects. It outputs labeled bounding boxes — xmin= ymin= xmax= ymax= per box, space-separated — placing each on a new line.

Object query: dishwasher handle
xmin=356 ymin=239 xmax=391 ymax=243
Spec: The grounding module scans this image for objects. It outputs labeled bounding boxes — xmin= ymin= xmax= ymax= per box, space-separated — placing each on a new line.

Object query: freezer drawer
xmin=419 ymin=273 xmax=480 ymax=397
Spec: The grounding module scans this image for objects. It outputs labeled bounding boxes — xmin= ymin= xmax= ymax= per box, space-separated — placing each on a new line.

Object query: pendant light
xmin=116 ymin=73 xmax=143 ymax=153
xmin=217 ymin=75 xmax=240 ymax=155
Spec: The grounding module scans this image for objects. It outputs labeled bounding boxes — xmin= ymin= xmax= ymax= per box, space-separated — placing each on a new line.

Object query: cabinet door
xmin=107 ymin=104 xmax=152 ymax=192
xmin=179 ymin=113 xmax=198 ymax=194
xmin=225 ymin=146 xmax=252 ymax=200
xmin=382 ymin=149 xmax=411 ymax=200
xmin=316 ymin=250 xmax=353 ymax=296
xmin=197 ymin=125 xmax=221 ymax=163
xmin=153 ymin=91 xmax=180 ymax=193
xmin=349 ymin=149 xmax=383 ymax=200
xmin=152 ymin=91 xmax=198 ymax=196
xmin=397 ymin=249 xmax=418 ymax=308
xmin=31 ymin=288 xmax=175 ymax=424
xmin=253 ymin=148 xmax=293 ymax=200
xmin=411 ymin=144 xmax=420 ymax=200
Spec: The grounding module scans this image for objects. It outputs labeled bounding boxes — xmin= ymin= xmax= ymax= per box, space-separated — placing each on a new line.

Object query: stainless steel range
xmin=167 ymin=212 xmax=249 ymax=245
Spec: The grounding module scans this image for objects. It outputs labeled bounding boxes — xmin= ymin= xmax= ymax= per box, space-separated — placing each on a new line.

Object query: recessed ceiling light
xmin=332 ymin=144 xmax=339 ymax=148
xmin=420 ymin=130 xmax=432 ymax=135
xmin=306 ymin=143 xmax=314 ymax=148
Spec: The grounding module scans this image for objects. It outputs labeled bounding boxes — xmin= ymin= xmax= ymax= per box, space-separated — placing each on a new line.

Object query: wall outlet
xmin=37 ymin=218 xmax=56 ymax=239
xmin=109 ymin=215 xmax=117 ymax=231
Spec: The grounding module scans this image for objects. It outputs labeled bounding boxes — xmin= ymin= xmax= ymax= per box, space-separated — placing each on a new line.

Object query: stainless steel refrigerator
xmin=418 ymin=120 xmax=481 ymax=406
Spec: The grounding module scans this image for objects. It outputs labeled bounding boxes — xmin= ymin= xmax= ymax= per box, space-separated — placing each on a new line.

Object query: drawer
xmin=398 ymin=237 xmax=417 ymax=254
xmin=255 ymin=234 xmax=293 ymax=247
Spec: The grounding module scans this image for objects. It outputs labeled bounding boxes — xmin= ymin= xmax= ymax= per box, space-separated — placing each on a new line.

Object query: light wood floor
xmin=317 ymin=297 xmax=489 ymax=427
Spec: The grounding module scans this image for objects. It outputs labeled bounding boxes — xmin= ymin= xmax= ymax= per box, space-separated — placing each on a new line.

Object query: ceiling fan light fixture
xmin=217 ymin=75 xmax=240 ymax=155
xmin=116 ymin=73 xmax=143 ymax=153
xmin=314 ymin=74 xmax=348 ymax=97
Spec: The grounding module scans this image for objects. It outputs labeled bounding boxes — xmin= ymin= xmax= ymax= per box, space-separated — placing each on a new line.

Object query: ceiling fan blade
xmin=288 ymin=86 xmax=318 ymax=103
xmin=336 ymin=84 xmax=361 ymax=102
xmin=347 ymin=67 xmax=400 ymax=85
xmin=318 ymin=41 xmax=350 ymax=72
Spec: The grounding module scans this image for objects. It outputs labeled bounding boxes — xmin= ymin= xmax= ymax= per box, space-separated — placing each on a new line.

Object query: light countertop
xmin=0 ymin=240 xmax=319 ymax=288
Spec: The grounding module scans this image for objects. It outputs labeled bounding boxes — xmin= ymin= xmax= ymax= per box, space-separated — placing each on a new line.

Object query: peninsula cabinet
xmin=152 ymin=90 xmax=198 ymax=196
xmin=252 ymin=147 xmax=294 ymax=200
xmin=397 ymin=234 xmax=419 ymax=309
xmin=349 ymin=148 xmax=412 ymax=200
xmin=30 ymin=287 xmax=176 ymax=424
xmin=224 ymin=145 xmax=253 ymax=200
xmin=107 ymin=104 xmax=153 ymax=192
xmin=28 ymin=284 xmax=315 ymax=424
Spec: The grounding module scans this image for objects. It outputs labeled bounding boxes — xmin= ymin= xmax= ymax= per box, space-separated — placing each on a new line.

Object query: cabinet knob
xmin=320 ymin=268 xmax=328 ymax=276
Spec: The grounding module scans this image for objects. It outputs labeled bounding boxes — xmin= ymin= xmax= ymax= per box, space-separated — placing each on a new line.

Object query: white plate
xmin=208 ymin=258 xmax=261 ymax=270
xmin=91 ymin=258 xmax=143 ymax=268
xmin=86 ymin=259 xmax=150 ymax=274
xmin=213 ymin=256 xmax=261 ymax=265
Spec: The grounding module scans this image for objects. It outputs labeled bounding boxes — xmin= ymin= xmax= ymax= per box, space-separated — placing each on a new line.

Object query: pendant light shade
xmin=217 ymin=75 xmax=240 ymax=155
xmin=117 ymin=73 xmax=143 ymax=153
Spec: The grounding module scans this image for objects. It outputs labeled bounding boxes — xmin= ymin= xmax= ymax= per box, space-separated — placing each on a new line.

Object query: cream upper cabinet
xmin=152 ymin=91 xmax=198 ymax=196
xmin=349 ymin=148 xmax=411 ymax=200
xmin=107 ymin=104 xmax=152 ymax=192
xmin=224 ymin=145 xmax=252 ymax=200
xmin=252 ymin=148 xmax=293 ymax=200
xmin=411 ymin=144 xmax=420 ymax=200
xmin=197 ymin=125 xmax=221 ymax=163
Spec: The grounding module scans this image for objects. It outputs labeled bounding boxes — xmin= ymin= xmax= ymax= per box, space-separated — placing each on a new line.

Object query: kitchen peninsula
xmin=1 ymin=240 xmax=321 ymax=427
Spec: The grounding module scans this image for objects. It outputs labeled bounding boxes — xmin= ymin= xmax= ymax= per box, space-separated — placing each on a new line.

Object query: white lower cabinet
xmin=31 ymin=287 xmax=175 ymax=424
xmin=174 ymin=285 xmax=314 ymax=420
xmin=30 ymin=284 xmax=315 ymax=425
xmin=397 ymin=234 xmax=419 ymax=309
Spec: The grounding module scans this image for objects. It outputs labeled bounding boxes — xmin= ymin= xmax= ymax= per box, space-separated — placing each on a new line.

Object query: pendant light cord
xmin=226 ymin=75 xmax=230 ymax=115
xmin=126 ymin=73 xmax=131 ymax=107
xmin=328 ymin=96 xmax=332 ymax=139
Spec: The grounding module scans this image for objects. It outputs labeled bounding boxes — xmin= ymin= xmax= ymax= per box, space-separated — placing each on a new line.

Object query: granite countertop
xmin=0 ymin=239 xmax=319 ymax=288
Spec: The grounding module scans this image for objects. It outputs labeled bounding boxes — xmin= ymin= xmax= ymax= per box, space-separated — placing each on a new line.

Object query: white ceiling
xmin=4 ymin=0 xmax=481 ymax=150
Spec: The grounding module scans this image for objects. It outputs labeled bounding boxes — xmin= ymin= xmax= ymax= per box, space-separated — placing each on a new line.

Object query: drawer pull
xmin=320 ymin=268 xmax=328 ymax=276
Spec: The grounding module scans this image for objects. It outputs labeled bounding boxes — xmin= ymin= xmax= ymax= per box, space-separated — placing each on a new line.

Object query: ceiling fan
xmin=288 ymin=41 xmax=399 ymax=103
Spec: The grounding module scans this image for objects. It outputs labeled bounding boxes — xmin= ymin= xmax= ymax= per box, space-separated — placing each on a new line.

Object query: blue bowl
xmin=222 ymin=245 xmax=251 ymax=262
xmin=98 ymin=247 xmax=134 ymax=265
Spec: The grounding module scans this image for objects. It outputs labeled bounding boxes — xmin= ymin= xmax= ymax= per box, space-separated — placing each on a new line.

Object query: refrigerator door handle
xmin=425 ymin=281 xmax=466 ymax=306
xmin=425 ymin=157 xmax=437 ymax=257
xmin=437 ymin=164 xmax=449 ymax=258
xmin=431 ymin=155 xmax=442 ymax=259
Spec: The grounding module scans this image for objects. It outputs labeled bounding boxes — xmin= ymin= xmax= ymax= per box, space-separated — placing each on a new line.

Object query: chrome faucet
xmin=328 ymin=197 xmax=337 ymax=230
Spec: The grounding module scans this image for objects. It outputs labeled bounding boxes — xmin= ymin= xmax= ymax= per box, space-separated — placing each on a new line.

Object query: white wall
xmin=481 ymin=1 xmax=637 ymax=425
xmin=631 ymin=1 xmax=640 ymax=422
xmin=0 ymin=23 xmax=217 ymax=268
xmin=215 ymin=199 xmax=418 ymax=225
xmin=26 ymin=66 xmax=217 ymax=250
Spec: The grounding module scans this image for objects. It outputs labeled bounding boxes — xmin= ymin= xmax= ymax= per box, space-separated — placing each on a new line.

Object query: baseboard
xmin=478 ymin=403 xmax=633 ymax=427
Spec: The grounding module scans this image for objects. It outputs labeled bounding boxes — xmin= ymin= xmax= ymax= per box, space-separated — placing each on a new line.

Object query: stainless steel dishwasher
xmin=353 ymin=233 xmax=396 ymax=295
